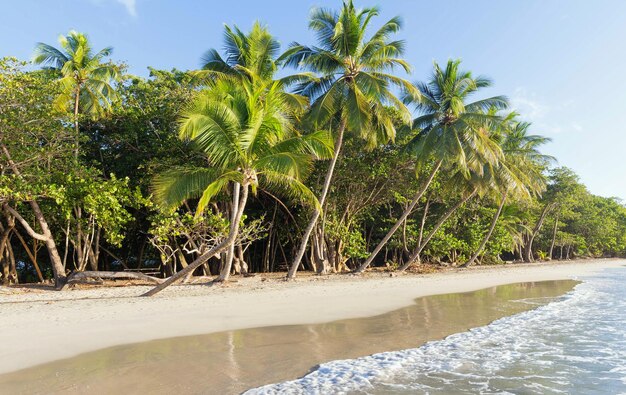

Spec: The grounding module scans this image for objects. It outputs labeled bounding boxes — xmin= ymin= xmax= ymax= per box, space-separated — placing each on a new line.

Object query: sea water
xmin=248 ymin=267 xmax=626 ymax=394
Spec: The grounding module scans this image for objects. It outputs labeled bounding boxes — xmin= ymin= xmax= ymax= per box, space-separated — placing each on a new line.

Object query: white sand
xmin=0 ymin=259 xmax=623 ymax=375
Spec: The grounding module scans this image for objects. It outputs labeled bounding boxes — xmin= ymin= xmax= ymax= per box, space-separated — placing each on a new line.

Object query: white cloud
xmin=115 ymin=0 xmax=137 ymax=16
xmin=509 ymin=87 xmax=583 ymax=135
xmin=509 ymin=87 xmax=547 ymax=120
xmin=89 ymin=0 xmax=137 ymax=16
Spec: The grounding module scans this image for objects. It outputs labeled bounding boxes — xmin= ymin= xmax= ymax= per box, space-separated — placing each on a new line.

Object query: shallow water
xmin=250 ymin=267 xmax=626 ymax=394
xmin=0 ymin=280 xmax=577 ymax=394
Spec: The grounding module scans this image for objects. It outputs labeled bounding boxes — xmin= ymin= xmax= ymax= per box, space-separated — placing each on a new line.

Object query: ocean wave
xmin=246 ymin=268 xmax=626 ymax=395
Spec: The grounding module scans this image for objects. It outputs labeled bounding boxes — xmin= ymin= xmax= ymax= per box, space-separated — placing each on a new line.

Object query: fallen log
xmin=66 ymin=271 xmax=164 ymax=286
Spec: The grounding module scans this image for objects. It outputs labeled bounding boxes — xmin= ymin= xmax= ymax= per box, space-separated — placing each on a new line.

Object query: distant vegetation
xmin=1 ymin=1 xmax=624 ymax=293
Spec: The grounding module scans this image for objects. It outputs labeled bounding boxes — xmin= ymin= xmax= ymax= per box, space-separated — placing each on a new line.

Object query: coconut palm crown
xmin=405 ymin=59 xmax=509 ymax=176
xmin=32 ymin=30 xmax=121 ymax=119
xmin=153 ymin=77 xmax=334 ymax=217
xmin=279 ymin=0 xmax=418 ymax=146
xmin=492 ymin=118 xmax=553 ymax=199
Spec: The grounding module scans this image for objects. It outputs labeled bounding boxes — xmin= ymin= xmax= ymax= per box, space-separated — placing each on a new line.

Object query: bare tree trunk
xmin=4 ymin=204 xmax=66 ymax=288
xmin=137 ymin=238 xmax=146 ymax=269
xmin=398 ymin=189 xmax=476 ymax=272
xmin=416 ymin=198 xmax=430 ymax=258
xmin=7 ymin=243 xmax=17 ymax=284
xmin=0 ymin=213 xmax=15 ymax=285
xmin=523 ymin=203 xmax=553 ymax=262
xmin=235 ymin=244 xmax=248 ymax=275
xmin=461 ymin=189 xmax=508 ymax=268
xmin=548 ymin=213 xmax=559 ymax=260
xmin=67 ymin=271 xmax=164 ymax=285
xmin=143 ymin=184 xmax=249 ymax=296
xmin=310 ymin=225 xmax=327 ymax=274
xmin=287 ymin=119 xmax=346 ymax=279
xmin=2 ymin=145 xmax=67 ymax=288
xmin=14 ymin=229 xmax=44 ymax=282
xmin=1 ymin=247 xmax=9 ymax=285
xmin=355 ymin=160 xmax=442 ymax=273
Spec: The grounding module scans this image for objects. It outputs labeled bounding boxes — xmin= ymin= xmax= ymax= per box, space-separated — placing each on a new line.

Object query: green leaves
xmin=153 ymin=167 xmax=221 ymax=211
xmin=282 ymin=0 xmax=413 ymax=146
xmin=155 ymin=25 xmax=330 ymax=217
xmin=33 ymin=30 xmax=121 ymax=119
xmin=405 ymin=60 xmax=509 ymax=186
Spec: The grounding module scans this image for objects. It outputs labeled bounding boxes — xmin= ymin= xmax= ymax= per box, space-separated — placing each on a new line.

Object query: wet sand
xmin=0 ymin=279 xmax=578 ymax=394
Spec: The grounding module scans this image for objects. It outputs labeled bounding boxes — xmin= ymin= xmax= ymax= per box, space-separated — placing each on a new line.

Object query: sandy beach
xmin=0 ymin=259 xmax=623 ymax=379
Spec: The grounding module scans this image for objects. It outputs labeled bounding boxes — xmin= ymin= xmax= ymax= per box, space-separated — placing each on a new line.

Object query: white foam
xmin=246 ymin=268 xmax=626 ymax=394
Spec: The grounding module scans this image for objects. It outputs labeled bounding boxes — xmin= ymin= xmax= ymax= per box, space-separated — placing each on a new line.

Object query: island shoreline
xmin=0 ymin=259 xmax=623 ymax=376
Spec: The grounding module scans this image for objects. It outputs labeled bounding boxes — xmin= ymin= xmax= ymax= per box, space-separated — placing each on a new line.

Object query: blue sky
xmin=2 ymin=0 xmax=625 ymax=200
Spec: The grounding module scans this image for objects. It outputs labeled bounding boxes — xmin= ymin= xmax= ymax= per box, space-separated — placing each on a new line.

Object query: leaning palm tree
xmin=142 ymin=76 xmax=333 ymax=296
xmin=397 ymin=166 xmax=492 ymax=272
xmin=460 ymin=120 xmax=552 ymax=267
xmin=33 ymin=31 xmax=121 ymax=157
xmin=282 ymin=0 xmax=418 ymax=279
xmin=355 ymin=59 xmax=507 ymax=273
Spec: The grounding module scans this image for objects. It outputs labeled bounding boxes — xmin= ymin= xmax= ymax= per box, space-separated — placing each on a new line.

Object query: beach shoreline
xmin=0 ymin=259 xmax=623 ymax=376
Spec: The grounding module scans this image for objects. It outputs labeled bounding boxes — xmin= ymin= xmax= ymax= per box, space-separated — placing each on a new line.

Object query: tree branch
xmin=3 ymin=205 xmax=48 ymax=242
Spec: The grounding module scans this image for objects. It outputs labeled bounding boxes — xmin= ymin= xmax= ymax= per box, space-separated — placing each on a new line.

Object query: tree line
xmin=1 ymin=1 xmax=624 ymax=294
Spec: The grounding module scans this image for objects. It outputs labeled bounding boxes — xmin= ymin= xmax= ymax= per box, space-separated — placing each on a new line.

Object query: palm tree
xmin=397 ymin=167 xmax=492 ymax=272
xmin=282 ymin=0 xmax=417 ymax=279
xmin=142 ymin=75 xmax=333 ymax=296
xmin=195 ymin=22 xmax=317 ymax=278
xmin=200 ymin=22 xmax=278 ymax=81
xmin=33 ymin=31 xmax=121 ymax=158
xmin=355 ymin=59 xmax=508 ymax=273
xmin=460 ymin=120 xmax=552 ymax=267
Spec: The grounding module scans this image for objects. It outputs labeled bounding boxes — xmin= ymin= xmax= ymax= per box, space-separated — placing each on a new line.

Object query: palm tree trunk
xmin=287 ymin=119 xmax=346 ymax=279
xmin=219 ymin=182 xmax=242 ymax=282
xmin=73 ymin=86 xmax=81 ymax=160
xmin=398 ymin=189 xmax=477 ymax=272
xmin=142 ymin=183 xmax=249 ymax=296
xmin=223 ymin=182 xmax=240 ymax=278
xmin=461 ymin=189 xmax=508 ymax=268
xmin=548 ymin=213 xmax=559 ymax=260
xmin=355 ymin=160 xmax=442 ymax=273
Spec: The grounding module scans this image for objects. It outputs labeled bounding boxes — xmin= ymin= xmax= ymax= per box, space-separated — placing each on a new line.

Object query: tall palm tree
xmin=33 ymin=31 xmax=121 ymax=157
xmin=461 ymin=120 xmax=552 ymax=267
xmin=198 ymin=22 xmax=322 ymax=275
xmin=355 ymin=59 xmax=508 ymax=273
xmin=282 ymin=0 xmax=417 ymax=279
xmin=142 ymin=75 xmax=333 ymax=296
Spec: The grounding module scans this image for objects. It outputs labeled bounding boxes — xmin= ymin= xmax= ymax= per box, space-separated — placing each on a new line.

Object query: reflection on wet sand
xmin=0 ymin=280 xmax=578 ymax=394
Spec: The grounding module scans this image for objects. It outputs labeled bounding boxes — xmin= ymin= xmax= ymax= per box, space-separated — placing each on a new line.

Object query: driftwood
xmin=66 ymin=271 xmax=164 ymax=286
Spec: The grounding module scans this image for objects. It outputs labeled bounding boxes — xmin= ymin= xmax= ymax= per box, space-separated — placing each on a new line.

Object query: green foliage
xmin=149 ymin=210 xmax=229 ymax=246
xmin=280 ymin=0 xmax=415 ymax=147
xmin=33 ymin=30 xmax=121 ymax=118
xmin=2 ymin=4 xmax=625 ymax=284
xmin=325 ymin=217 xmax=368 ymax=259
